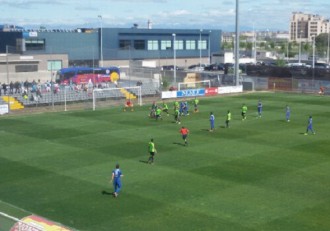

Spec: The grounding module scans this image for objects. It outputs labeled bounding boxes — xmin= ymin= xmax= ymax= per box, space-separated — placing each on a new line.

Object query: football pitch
xmin=0 ymin=92 xmax=330 ymax=231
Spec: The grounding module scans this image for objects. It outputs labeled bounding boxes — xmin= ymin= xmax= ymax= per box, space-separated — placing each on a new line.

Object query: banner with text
xmin=205 ymin=87 xmax=218 ymax=96
xmin=176 ymin=88 xmax=205 ymax=98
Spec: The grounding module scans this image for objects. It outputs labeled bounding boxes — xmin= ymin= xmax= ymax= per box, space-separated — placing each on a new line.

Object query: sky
xmin=0 ymin=0 xmax=330 ymax=32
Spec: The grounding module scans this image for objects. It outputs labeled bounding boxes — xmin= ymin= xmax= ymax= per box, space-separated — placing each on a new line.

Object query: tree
xmin=276 ymin=58 xmax=286 ymax=67
xmin=315 ymin=33 xmax=329 ymax=58
xmin=246 ymin=42 xmax=253 ymax=50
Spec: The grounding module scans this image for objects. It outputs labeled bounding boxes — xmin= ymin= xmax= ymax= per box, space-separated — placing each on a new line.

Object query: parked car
xmin=204 ymin=63 xmax=225 ymax=71
xmin=188 ymin=64 xmax=206 ymax=71
xmin=314 ymin=62 xmax=330 ymax=69
xmin=161 ymin=65 xmax=183 ymax=71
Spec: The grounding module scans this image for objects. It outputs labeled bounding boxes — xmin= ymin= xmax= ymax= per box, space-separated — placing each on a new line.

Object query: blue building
xmin=1 ymin=26 xmax=221 ymax=66
xmin=0 ymin=26 xmax=222 ymax=82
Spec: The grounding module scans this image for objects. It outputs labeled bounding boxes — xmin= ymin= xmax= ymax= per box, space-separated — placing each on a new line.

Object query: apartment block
xmin=290 ymin=12 xmax=330 ymax=42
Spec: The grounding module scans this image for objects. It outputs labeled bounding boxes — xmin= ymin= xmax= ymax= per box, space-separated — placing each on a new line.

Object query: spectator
xmin=22 ymin=89 xmax=28 ymax=100
xmin=14 ymin=81 xmax=21 ymax=94
xmin=23 ymin=80 xmax=29 ymax=92
xmin=2 ymin=83 xmax=7 ymax=95
xmin=36 ymin=85 xmax=42 ymax=98
xmin=9 ymin=81 xmax=14 ymax=94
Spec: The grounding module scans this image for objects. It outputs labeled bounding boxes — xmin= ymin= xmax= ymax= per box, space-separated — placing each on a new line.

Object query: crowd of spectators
xmin=0 ymin=79 xmax=120 ymax=102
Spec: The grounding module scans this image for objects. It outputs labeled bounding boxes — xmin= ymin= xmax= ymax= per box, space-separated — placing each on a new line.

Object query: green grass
xmin=1 ymin=92 xmax=330 ymax=231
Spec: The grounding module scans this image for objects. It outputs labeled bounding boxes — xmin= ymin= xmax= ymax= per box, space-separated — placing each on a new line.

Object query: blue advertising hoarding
xmin=176 ymin=88 xmax=205 ymax=98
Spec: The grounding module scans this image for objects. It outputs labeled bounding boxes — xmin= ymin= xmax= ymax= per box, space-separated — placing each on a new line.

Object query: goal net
xmin=92 ymin=86 xmax=142 ymax=111
xmin=177 ymin=80 xmax=211 ymax=90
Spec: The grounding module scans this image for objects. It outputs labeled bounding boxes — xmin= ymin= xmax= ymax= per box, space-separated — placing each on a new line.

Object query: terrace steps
xmin=120 ymin=88 xmax=136 ymax=99
xmin=1 ymin=96 xmax=24 ymax=110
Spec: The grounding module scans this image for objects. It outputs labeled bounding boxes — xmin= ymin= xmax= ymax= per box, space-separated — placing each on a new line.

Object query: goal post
xmin=177 ymin=80 xmax=211 ymax=90
xmin=93 ymin=86 xmax=142 ymax=111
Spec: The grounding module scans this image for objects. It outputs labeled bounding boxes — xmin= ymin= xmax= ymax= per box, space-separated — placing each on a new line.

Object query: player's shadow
xmin=201 ymin=129 xmax=210 ymax=132
xmin=219 ymin=125 xmax=226 ymax=128
xmin=101 ymin=190 xmax=113 ymax=196
xmin=173 ymin=142 xmax=185 ymax=146
xmin=139 ymin=160 xmax=149 ymax=164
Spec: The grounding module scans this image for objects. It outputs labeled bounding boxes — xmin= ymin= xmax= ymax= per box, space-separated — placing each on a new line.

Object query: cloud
xmin=0 ymin=0 xmax=65 ymax=8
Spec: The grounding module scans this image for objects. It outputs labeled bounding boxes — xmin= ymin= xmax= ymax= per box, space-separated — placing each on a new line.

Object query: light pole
xmin=312 ymin=36 xmax=315 ymax=86
xmin=312 ymin=36 xmax=315 ymax=69
xmin=6 ymin=45 xmax=10 ymax=113
xmin=253 ymin=30 xmax=257 ymax=63
xmin=98 ymin=15 xmax=103 ymax=67
xmin=298 ymin=30 xmax=303 ymax=64
xmin=327 ymin=32 xmax=329 ymax=64
xmin=199 ymin=29 xmax=203 ymax=69
xmin=172 ymin=33 xmax=176 ymax=83
xmin=234 ymin=0 xmax=240 ymax=86
xmin=208 ymin=31 xmax=212 ymax=65
xmin=286 ymin=41 xmax=289 ymax=62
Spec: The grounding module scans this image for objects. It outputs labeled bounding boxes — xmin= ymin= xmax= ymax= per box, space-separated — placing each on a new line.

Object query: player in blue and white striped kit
xmin=209 ymin=112 xmax=215 ymax=132
xmin=304 ymin=116 xmax=316 ymax=135
xmin=257 ymin=100 xmax=263 ymax=118
xmin=111 ymin=164 xmax=123 ymax=197
xmin=285 ymin=105 xmax=291 ymax=122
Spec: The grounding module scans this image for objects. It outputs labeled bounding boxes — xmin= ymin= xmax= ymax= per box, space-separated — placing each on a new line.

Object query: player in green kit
xmin=241 ymin=104 xmax=248 ymax=120
xmin=193 ymin=97 xmax=199 ymax=113
xmin=226 ymin=110 xmax=231 ymax=128
xmin=162 ymin=101 xmax=169 ymax=116
xmin=155 ymin=107 xmax=162 ymax=121
xmin=174 ymin=101 xmax=179 ymax=111
xmin=174 ymin=107 xmax=181 ymax=124
xmin=147 ymin=138 xmax=157 ymax=164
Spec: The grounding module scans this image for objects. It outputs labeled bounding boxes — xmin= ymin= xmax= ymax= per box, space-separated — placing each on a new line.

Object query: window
xmin=161 ymin=40 xmax=172 ymax=50
xmin=134 ymin=40 xmax=145 ymax=50
xmin=25 ymin=39 xmax=45 ymax=51
xmin=47 ymin=60 xmax=62 ymax=71
xmin=174 ymin=40 xmax=183 ymax=50
xmin=147 ymin=40 xmax=159 ymax=50
xmin=119 ymin=40 xmax=131 ymax=49
xmin=186 ymin=40 xmax=196 ymax=50
xmin=15 ymin=65 xmax=38 ymax=72
xmin=198 ymin=40 xmax=207 ymax=50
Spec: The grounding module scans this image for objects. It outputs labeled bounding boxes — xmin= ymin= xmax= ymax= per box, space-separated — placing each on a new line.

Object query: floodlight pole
xmin=98 ymin=15 xmax=103 ymax=67
xmin=199 ymin=29 xmax=203 ymax=69
xmin=6 ymin=45 xmax=10 ymax=113
xmin=298 ymin=30 xmax=303 ymax=64
xmin=327 ymin=32 xmax=330 ymax=64
xmin=172 ymin=33 xmax=176 ymax=83
xmin=208 ymin=31 xmax=212 ymax=65
xmin=234 ymin=0 xmax=240 ymax=86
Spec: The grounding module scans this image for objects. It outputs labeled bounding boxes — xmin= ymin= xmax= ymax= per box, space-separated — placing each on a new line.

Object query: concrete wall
xmin=0 ymin=53 xmax=68 ymax=83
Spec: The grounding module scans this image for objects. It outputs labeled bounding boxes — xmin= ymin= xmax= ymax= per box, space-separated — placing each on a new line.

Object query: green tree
xmin=315 ymin=33 xmax=329 ymax=57
xmin=246 ymin=42 xmax=253 ymax=50
xmin=276 ymin=58 xmax=286 ymax=67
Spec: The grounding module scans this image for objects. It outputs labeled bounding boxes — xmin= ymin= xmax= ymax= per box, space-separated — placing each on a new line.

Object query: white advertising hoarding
xmin=0 ymin=104 xmax=9 ymax=115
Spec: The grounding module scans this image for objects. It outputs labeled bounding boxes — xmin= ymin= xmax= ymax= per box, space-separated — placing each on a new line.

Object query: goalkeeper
xmin=123 ymin=99 xmax=134 ymax=111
